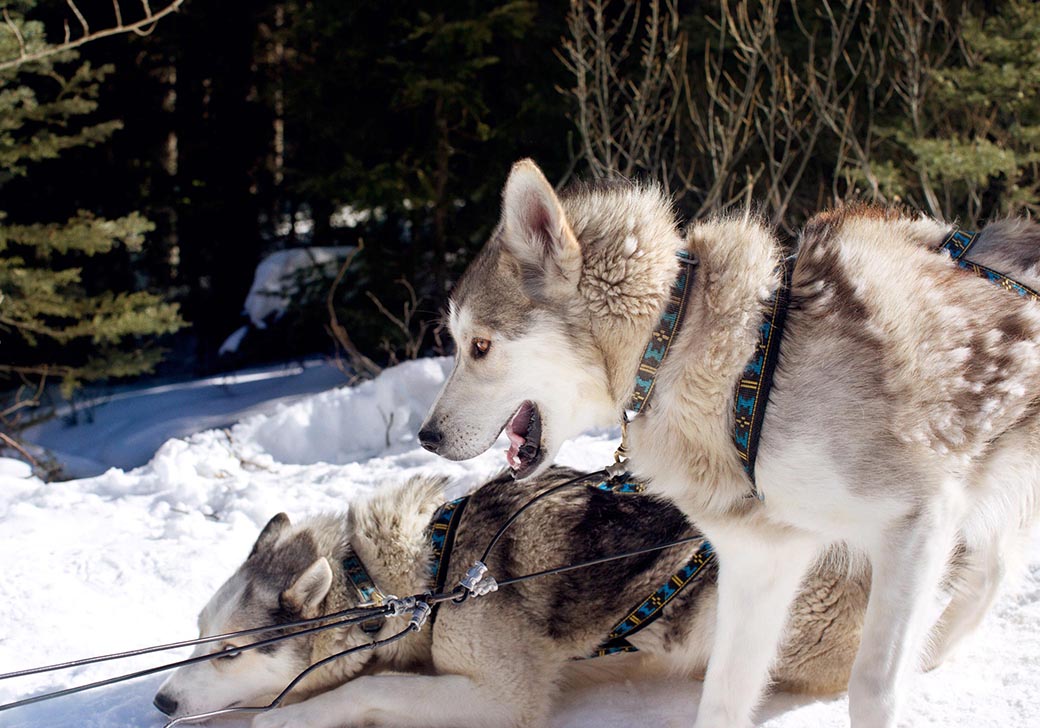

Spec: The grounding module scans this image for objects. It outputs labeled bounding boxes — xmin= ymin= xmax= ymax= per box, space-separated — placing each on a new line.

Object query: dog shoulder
xmin=349 ymin=474 xmax=450 ymax=541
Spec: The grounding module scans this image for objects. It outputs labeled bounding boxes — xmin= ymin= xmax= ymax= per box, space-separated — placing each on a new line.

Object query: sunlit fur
xmin=423 ymin=160 xmax=1040 ymax=728
xmin=156 ymin=468 xmax=873 ymax=728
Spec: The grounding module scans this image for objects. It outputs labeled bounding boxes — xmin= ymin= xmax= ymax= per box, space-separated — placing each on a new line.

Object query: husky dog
xmin=419 ymin=160 xmax=1040 ymax=727
xmin=154 ymin=468 xmax=869 ymax=727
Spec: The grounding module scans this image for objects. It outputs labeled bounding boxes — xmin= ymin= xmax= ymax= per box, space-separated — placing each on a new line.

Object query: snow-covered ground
xmin=1 ymin=358 xmax=1038 ymax=727
xmin=23 ymin=359 xmax=348 ymax=478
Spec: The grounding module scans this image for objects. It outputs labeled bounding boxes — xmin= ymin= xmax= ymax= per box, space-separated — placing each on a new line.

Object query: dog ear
xmin=250 ymin=513 xmax=290 ymax=557
xmin=501 ymin=159 xmax=581 ymax=297
xmin=280 ymin=557 xmax=334 ymax=617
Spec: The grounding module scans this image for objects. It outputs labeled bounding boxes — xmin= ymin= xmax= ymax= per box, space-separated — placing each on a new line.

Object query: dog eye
xmin=471 ymin=338 xmax=491 ymax=359
xmin=218 ymin=646 xmax=242 ymax=661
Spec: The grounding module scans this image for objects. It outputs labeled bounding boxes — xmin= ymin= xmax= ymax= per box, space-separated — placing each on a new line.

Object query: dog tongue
xmin=505 ymin=405 xmax=531 ymax=469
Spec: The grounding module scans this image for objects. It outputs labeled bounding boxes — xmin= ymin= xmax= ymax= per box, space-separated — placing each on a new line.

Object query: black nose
xmin=153 ymin=691 xmax=179 ymax=716
xmin=418 ymin=426 xmax=443 ymax=452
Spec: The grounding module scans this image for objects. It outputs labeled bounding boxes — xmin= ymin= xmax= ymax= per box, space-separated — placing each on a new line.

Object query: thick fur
xmin=420 ymin=160 xmax=1040 ymax=727
xmin=155 ymin=468 xmax=869 ymax=727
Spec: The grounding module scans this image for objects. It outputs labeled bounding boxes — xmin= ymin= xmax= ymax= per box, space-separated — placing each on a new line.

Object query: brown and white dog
xmin=419 ymin=160 xmax=1040 ymax=727
xmin=154 ymin=468 xmax=869 ymax=727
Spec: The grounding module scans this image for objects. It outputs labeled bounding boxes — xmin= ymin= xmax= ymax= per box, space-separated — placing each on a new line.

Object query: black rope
xmin=0 ymin=604 xmax=385 ymax=682
xmin=163 ymin=624 xmax=416 ymax=727
xmin=0 ymin=608 xmax=390 ymax=713
xmin=496 ymin=535 xmax=707 ymax=588
xmin=0 ymin=467 xmax=709 ymax=722
xmin=478 ymin=469 xmax=610 ymax=563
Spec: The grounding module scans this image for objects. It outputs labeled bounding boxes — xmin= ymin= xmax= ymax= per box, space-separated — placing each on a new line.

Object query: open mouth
xmin=504 ymin=400 xmax=544 ymax=478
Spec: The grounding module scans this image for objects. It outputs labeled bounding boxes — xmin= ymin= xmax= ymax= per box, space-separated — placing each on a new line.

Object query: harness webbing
xmin=342 ymin=547 xmax=390 ymax=634
xmin=625 ymin=249 xmax=793 ymax=500
xmin=941 ymin=228 xmax=1040 ymax=302
xmin=428 ymin=495 xmax=469 ymax=624
xmin=627 ymin=250 xmax=698 ymax=414
xmin=588 ymin=541 xmax=716 ymax=659
xmin=732 ymin=255 xmax=794 ymax=498
xmin=424 ymin=473 xmax=715 ymax=660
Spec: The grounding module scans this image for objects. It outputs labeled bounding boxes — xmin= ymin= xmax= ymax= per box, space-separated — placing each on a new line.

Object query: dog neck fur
xmin=560 ymin=179 xmax=689 ymax=408
xmin=626 ymin=214 xmax=785 ymax=514
xmin=292 ymin=476 xmax=447 ymax=693
xmin=536 ymin=172 xmax=787 ymax=512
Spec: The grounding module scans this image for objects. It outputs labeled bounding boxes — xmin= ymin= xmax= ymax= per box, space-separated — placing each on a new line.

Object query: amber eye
xmin=471 ymin=338 xmax=491 ymax=359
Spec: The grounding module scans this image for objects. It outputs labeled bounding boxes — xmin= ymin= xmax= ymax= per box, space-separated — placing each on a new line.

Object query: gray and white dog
xmin=420 ymin=160 xmax=1040 ymax=727
xmin=154 ymin=468 xmax=869 ymax=727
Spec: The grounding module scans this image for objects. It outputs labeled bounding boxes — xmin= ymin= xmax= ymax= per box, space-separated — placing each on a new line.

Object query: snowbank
xmin=22 ymin=359 xmax=349 ymax=478
xmin=0 ymin=359 xmax=1038 ymax=727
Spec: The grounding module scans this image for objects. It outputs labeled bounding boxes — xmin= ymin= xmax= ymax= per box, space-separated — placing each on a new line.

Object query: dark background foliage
xmin=3 ymin=0 xmax=1039 ymax=432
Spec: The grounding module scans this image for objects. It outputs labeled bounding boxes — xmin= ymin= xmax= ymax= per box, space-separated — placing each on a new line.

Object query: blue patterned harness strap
xmin=423 ymin=473 xmax=717 ymax=660
xmin=732 ymin=255 xmax=794 ymax=499
xmin=342 ymin=547 xmax=389 ymax=634
xmin=585 ymin=540 xmax=716 ymax=659
xmin=624 ymin=249 xmax=794 ymax=500
xmin=627 ymin=250 xmax=698 ymax=415
xmin=940 ymin=228 xmax=1040 ymax=302
xmin=427 ymin=495 xmax=470 ymax=625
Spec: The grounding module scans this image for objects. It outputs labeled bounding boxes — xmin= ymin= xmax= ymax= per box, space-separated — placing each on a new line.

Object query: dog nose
xmin=153 ymin=691 xmax=179 ymax=716
xmin=418 ymin=426 xmax=443 ymax=452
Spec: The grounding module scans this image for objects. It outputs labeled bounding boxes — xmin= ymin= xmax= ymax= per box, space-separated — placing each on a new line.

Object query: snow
xmin=1 ymin=358 xmax=1038 ymax=728
xmin=240 ymin=247 xmax=354 ymax=330
xmin=22 ymin=359 xmax=348 ymax=478
xmin=216 ymin=246 xmax=356 ymax=355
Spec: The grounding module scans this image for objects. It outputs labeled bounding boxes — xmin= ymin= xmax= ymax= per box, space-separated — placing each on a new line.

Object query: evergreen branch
xmin=0 ymin=0 xmax=184 ymax=72
xmin=0 ymin=363 xmax=74 ymax=377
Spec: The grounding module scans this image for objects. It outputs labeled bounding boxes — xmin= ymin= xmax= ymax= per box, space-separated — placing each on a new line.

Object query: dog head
xmin=419 ymin=159 xmax=617 ymax=479
xmin=153 ymin=513 xmax=372 ymax=719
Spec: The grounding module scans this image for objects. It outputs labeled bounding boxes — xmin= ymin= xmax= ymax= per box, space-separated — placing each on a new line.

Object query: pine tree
xmin=0 ymin=0 xmax=185 ymax=433
xmin=918 ymin=0 xmax=1040 ymax=219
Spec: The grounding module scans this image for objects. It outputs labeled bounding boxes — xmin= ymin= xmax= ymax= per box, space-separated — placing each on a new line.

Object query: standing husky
xmin=154 ymin=468 xmax=869 ymax=727
xmin=420 ymin=160 xmax=1040 ymax=727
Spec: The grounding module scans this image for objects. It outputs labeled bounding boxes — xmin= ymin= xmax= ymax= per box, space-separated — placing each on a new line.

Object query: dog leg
xmin=849 ymin=502 xmax=959 ymax=728
xmin=692 ymin=527 xmax=817 ymax=728
xmin=251 ymin=671 xmax=544 ymax=728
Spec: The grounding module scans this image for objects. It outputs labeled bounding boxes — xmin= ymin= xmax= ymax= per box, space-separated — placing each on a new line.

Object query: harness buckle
xmin=408 ymin=602 xmax=432 ymax=631
xmin=614 ymin=412 xmax=632 ymax=465
xmin=459 ymin=561 xmax=499 ymax=598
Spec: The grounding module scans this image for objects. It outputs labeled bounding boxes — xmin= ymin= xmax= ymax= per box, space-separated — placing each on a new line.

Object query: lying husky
xmin=419 ymin=160 xmax=1040 ymax=727
xmin=154 ymin=468 xmax=869 ymax=727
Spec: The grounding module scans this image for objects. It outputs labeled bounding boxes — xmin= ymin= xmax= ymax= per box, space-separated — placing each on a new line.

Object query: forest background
xmin=2 ymin=0 xmax=1039 ymax=462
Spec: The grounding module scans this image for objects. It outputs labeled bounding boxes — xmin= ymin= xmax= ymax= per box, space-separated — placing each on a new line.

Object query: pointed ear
xmin=500 ymin=159 xmax=581 ymax=294
xmin=280 ymin=557 xmax=333 ymax=617
xmin=250 ymin=513 xmax=290 ymax=557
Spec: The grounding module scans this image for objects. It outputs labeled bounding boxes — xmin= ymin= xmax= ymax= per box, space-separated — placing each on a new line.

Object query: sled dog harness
xmin=624 ymin=227 xmax=1039 ymax=502
xmin=624 ymin=249 xmax=793 ymax=500
xmin=940 ymin=228 xmax=1040 ymax=301
xmin=387 ymin=474 xmax=717 ymax=659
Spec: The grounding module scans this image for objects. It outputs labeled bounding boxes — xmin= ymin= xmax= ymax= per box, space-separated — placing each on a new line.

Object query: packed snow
xmin=1 ymin=358 xmax=1038 ymax=727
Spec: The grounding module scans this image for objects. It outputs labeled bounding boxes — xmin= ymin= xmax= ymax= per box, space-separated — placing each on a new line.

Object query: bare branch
xmin=0 ymin=0 xmax=184 ymax=73
xmin=325 ymin=242 xmax=382 ymax=380
xmin=0 ymin=431 xmax=40 ymax=469
xmin=66 ymin=0 xmax=90 ymax=38
xmin=3 ymin=9 xmax=27 ymax=59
